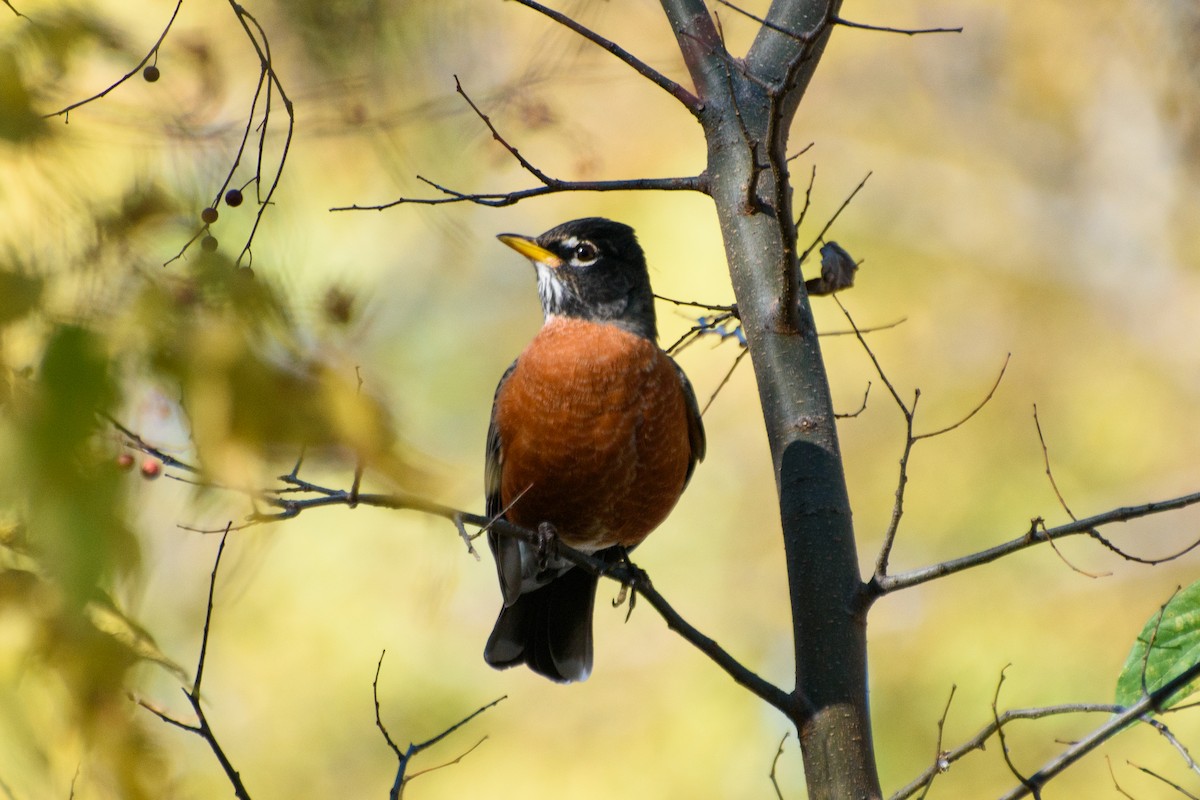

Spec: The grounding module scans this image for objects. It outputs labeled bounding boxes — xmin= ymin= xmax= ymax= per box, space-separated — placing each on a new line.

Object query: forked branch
xmin=332 ymin=78 xmax=707 ymax=210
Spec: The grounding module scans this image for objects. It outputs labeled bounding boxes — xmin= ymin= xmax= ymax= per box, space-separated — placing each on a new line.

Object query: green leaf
xmin=1115 ymin=580 xmax=1200 ymax=708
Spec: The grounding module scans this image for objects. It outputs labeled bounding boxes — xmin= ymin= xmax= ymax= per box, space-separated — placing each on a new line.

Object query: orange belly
xmin=495 ymin=317 xmax=692 ymax=551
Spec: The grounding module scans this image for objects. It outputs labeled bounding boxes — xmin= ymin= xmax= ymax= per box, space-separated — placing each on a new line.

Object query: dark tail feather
xmin=483 ymin=566 xmax=599 ymax=683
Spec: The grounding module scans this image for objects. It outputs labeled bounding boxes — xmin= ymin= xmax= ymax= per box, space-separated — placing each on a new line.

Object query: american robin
xmin=483 ymin=217 xmax=706 ymax=682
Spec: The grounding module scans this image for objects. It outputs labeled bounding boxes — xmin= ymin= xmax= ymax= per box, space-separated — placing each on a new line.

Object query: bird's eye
xmin=572 ymin=241 xmax=599 ymax=264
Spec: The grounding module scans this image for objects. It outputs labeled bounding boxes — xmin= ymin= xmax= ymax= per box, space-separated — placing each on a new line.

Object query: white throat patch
xmin=535 ymin=262 xmax=567 ymax=311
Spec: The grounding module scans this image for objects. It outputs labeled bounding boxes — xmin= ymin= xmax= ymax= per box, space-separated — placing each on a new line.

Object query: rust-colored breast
xmin=494 ymin=317 xmax=693 ymax=552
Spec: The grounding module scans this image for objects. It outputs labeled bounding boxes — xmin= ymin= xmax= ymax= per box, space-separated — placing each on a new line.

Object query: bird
xmin=483 ymin=217 xmax=706 ymax=683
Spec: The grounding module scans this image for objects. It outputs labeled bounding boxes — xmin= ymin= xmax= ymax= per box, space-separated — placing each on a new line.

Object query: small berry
xmin=201 ymin=206 xmax=219 ymax=224
xmin=200 ymin=235 xmax=218 ymax=252
xmin=116 ymin=453 xmax=135 ymax=471
xmin=140 ymin=458 xmax=161 ymax=479
xmin=224 ymin=189 xmax=244 ymax=207
xmin=143 ymin=65 xmax=160 ymax=82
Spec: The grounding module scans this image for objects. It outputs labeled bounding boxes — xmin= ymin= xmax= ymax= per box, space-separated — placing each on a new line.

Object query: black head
xmin=497 ymin=217 xmax=658 ymax=340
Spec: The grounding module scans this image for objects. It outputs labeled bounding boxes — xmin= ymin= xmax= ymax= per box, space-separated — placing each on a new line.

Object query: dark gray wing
xmin=485 ymin=361 xmax=525 ymax=607
xmin=673 ymin=359 xmax=706 ymax=486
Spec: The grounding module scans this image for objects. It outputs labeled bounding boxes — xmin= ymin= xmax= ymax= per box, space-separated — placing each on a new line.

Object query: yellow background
xmin=1 ymin=0 xmax=1198 ymax=797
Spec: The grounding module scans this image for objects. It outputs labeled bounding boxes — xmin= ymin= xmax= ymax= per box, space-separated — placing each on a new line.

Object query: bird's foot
xmin=607 ymin=547 xmax=645 ymax=620
xmin=534 ymin=522 xmax=559 ymax=572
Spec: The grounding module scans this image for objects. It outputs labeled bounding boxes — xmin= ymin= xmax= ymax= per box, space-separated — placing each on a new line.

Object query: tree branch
xmin=832 ymin=16 xmax=962 ymax=36
xmin=996 ymin=659 xmax=1200 ymax=800
xmin=889 ymin=701 xmax=1123 ymax=800
xmin=44 ymin=0 xmax=184 ymax=120
xmin=109 ymin=412 xmax=797 ymax=719
xmin=373 ymin=651 xmax=504 ymax=800
xmin=512 ymin=0 xmax=702 ymax=113
xmin=137 ymin=528 xmax=253 ymax=800
xmin=871 ymin=490 xmax=1200 ymax=595
xmin=331 ymin=75 xmax=707 ymax=210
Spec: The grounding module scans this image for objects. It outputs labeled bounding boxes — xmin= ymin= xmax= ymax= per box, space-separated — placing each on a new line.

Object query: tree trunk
xmin=662 ymin=1 xmax=881 ymax=796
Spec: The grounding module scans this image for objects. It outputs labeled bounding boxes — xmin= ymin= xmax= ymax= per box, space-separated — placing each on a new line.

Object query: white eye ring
xmin=572 ymin=241 xmax=599 ymax=265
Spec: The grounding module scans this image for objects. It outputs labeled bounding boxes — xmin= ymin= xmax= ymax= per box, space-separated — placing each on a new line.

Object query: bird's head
xmin=498 ymin=217 xmax=657 ymax=340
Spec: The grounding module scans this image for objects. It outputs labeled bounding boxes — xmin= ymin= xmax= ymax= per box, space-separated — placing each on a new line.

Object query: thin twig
xmin=834 ymin=382 xmax=871 ymax=420
xmin=1033 ymin=405 xmax=1075 ymax=519
xmin=373 ymin=655 xmax=504 ymax=800
xmin=714 ymin=0 xmax=820 ymax=44
xmin=914 ymin=684 xmax=956 ymax=800
xmin=453 ymin=75 xmax=552 ymax=183
xmin=873 ymin=490 xmax=1200 ymax=595
xmin=832 ymin=16 xmax=962 ymax=36
xmin=654 ymin=294 xmax=737 ymax=313
xmin=889 ymin=702 xmax=1125 ymax=800
xmin=797 ymin=172 xmax=872 ymax=271
xmin=45 ymin=0 xmax=184 ymax=119
xmin=138 ymin=527 xmax=252 ymax=799
xmin=1128 ymin=762 xmax=1200 ymax=799
xmin=913 ymin=353 xmax=1008 ymax=440
xmin=796 ymin=164 xmax=817 ymax=229
xmin=769 ymin=732 xmax=790 ymax=800
xmin=992 ymin=667 xmax=1038 ymax=798
xmin=1144 ymin=717 xmax=1200 ymax=778
xmin=510 ymin=0 xmax=701 ymax=112
xmin=701 ymin=347 xmax=750 ymax=415
xmin=226 ymin=3 xmax=294 ymax=267
xmin=333 ymin=174 xmax=707 ymax=210
xmin=1107 ymin=756 xmax=1137 ymax=799
xmin=994 ymin=659 xmax=1200 ymax=799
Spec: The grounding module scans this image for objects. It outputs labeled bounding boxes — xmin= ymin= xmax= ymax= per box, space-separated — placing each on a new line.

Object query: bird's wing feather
xmin=673 ymin=359 xmax=706 ymax=486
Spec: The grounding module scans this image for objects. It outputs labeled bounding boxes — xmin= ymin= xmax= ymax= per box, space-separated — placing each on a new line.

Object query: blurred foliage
xmin=0 ymin=0 xmax=1197 ymax=798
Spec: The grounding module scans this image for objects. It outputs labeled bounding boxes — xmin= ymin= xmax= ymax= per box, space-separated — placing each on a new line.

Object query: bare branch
xmin=796 ymin=163 xmax=817 ymax=229
xmin=1107 ymin=756 xmax=1138 ymax=799
xmin=1129 ymin=762 xmax=1200 ymax=798
xmin=832 ymin=16 xmax=962 ymax=36
xmin=874 ymin=490 xmax=1200 ymax=595
xmin=223 ymin=3 xmax=293 ymax=268
xmin=991 ymin=668 xmax=1039 ymax=798
xmin=512 ymin=0 xmax=702 ymax=112
xmin=1026 ymin=407 xmax=1110 ymax=577
xmin=138 ymin=527 xmax=252 ymax=799
xmin=654 ymin=294 xmax=737 ymax=313
xmin=701 ymin=347 xmax=750 ymax=415
xmin=44 ymin=0 xmax=183 ymax=120
xmin=106 ymin=414 xmax=200 ymax=475
xmin=834 ymin=382 xmax=871 ymax=420
xmin=373 ymin=651 xmax=504 ymax=799
xmin=890 ymin=701 xmax=1125 ymax=800
xmin=1032 ymin=405 xmax=1076 ymax=519
xmin=994 ymin=662 xmax=1200 ymax=799
xmin=916 ymin=684 xmax=957 ymax=800
xmin=333 ymin=173 xmax=707 ymax=210
xmin=913 ymin=354 xmax=1008 ymax=440
xmin=1143 ymin=717 xmax=1200 ymax=778
xmin=129 ymin=426 xmax=797 ymax=717
xmin=160 ymin=3 xmax=293 ymax=268
xmin=797 ymin=171 xmax=872 ymax=271
xmin=769 ymin=732 xmax=790 ymax=800
xmin=715 ymin=0 xmax=821 ymax=44
xmin=820 ymin=317 xmax=907 ymax=337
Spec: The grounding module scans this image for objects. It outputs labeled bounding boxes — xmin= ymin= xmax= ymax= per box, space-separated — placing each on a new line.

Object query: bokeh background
xmin=1 ymin=0 xmax=1199 ymax=797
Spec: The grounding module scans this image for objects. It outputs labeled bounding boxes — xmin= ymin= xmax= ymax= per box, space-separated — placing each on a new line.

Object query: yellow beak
xmin=497 ymin=234 xmax=563 ymax=268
